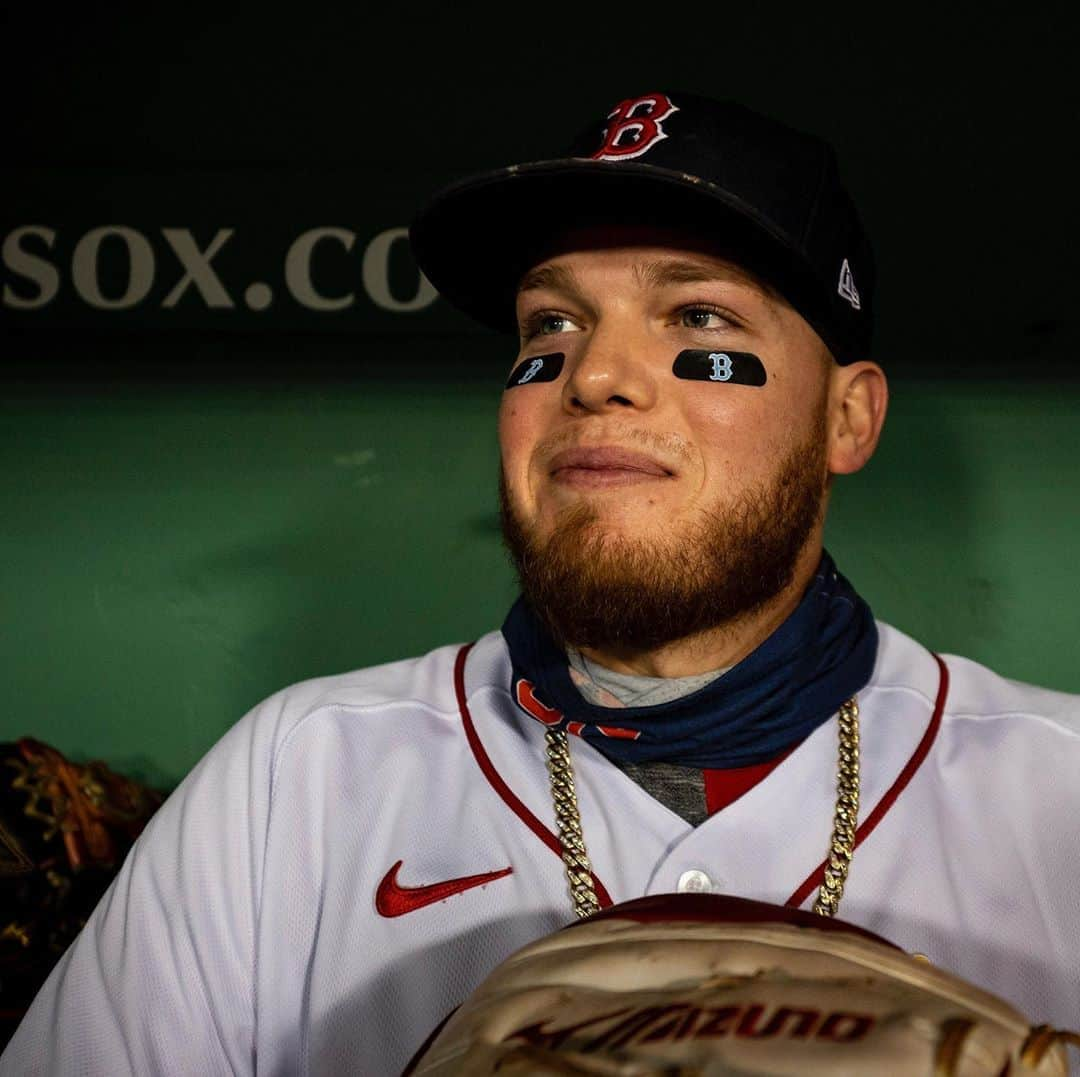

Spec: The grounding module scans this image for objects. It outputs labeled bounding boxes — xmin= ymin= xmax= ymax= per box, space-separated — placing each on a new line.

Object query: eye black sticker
xmin=505 ymin=353 xmax=565 ymax=389
xmin=673 ymin=350 xmax=767 ymax=387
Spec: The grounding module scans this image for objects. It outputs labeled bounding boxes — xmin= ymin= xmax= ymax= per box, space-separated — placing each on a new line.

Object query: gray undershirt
xmin=566 ymin=648 xmax=730 ymax=826
xmin=567 ymin=648 xmax=725 ymax=708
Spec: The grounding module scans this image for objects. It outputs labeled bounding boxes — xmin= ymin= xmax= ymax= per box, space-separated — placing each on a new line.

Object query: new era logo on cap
xmin=838 ymin=258 xmax=861 ymax=310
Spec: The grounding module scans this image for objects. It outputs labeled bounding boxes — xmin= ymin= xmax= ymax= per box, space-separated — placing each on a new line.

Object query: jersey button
xmin=677 ymin=869 xmax=714 ymax=893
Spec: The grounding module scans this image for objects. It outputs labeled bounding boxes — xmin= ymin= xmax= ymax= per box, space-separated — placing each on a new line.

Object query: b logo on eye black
xmin=708 ymin=353 xmax=734 ymax=381
xmin=673 ymin=350 xmax=767 ymax=387
xmin=517 ymin=358 xmax=545 ymax=384
xmin=505 ymin=353 xmax=565 ymax=389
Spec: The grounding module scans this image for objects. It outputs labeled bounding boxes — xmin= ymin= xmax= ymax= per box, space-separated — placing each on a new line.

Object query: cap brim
xmin=409 ymin=158 xmax=838 ymax=355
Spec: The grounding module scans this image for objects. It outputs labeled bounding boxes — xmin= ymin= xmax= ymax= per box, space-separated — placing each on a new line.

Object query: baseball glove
xmin=407 ymin=893 xmax=1077 ymax=1076
xmin=0 ymin=737 xmax=163 ymax=1047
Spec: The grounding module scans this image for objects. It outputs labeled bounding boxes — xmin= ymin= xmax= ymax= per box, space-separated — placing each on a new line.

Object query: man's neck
xmin=576 ymin=542 xmax=823 ymax=679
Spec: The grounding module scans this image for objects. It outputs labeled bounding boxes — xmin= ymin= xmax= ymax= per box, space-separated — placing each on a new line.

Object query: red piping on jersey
xmin=785 ymin=654 xmax=950 ymax=909
xmin=454 ymin=643 xmax=614 ymax=908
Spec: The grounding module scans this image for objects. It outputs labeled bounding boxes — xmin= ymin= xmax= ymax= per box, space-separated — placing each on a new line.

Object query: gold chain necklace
xmin=543 ymin=696 xmax=860 ymax=919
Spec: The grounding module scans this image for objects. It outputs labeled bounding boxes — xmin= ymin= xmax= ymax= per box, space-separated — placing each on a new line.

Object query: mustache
xmin=534 ymin=424 xmax=695 ymax=467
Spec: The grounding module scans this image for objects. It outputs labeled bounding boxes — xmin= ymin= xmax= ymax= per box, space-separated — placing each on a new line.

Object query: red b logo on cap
xmin=590 ymin=94 xmax=679 ymax=161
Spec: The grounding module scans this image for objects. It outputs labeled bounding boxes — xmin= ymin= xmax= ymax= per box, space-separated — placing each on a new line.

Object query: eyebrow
xmin=517 ymin=263 xmax=583 ymax=298
xmin=634 ymin=258 xmax=775 ymax=297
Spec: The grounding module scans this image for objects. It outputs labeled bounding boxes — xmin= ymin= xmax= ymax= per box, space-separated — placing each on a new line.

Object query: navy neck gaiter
xmin=501 ymin=551 xmax=878 ymax=768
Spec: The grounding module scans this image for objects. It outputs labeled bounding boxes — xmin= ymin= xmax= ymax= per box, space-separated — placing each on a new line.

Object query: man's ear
xmin=826 ymin=361 xmax=889 ymax=476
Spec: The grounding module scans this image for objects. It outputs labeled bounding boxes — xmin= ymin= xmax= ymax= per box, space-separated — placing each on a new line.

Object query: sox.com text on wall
xmin=1 ymin=225 xmax=438 ymax=318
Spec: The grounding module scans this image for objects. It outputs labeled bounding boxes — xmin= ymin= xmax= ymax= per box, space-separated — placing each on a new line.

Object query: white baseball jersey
xmin=3 ymin=621 xmax=1078 ymax=1075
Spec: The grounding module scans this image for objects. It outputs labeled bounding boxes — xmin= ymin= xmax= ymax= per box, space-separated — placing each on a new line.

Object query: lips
xmin=549 ymin=446 xmax=674 ymax=479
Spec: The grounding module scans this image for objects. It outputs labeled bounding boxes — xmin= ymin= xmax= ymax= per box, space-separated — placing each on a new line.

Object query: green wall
xmin=4 ymin=349 xmax=1078 ymax=791
xmin=4 ymin=4 xmax=1078 ymax=792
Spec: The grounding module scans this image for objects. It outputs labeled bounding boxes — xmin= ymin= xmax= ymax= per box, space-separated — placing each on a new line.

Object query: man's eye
xmin=680 ymin=307 xmax=730 ymax=330
xmin=536 ymin=313 xmax=575 ymax=335
xmin=519 ymin=312 xmax=579 ymax=340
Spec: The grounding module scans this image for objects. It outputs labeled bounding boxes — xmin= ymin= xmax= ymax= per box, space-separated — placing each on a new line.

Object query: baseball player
xmin=3 ymin=92 xmax=1078 ymax=1076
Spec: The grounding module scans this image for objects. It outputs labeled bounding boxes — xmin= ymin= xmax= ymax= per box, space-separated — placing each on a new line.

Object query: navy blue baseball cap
xmin=409 ymin=91 xmax=874 ymax=364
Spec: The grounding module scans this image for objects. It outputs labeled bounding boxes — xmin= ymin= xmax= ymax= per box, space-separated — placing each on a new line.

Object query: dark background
xmin=2 ymin=6 xmax=1077 ymax=789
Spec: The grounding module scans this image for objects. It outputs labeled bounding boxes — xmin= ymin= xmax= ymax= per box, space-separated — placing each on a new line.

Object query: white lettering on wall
xmin=362 ymin=227 xmax=437 ymax=312
xmin=162 ymin=228 xmax=235 ymax=308
xmin=284 ymin=227 xmax=356 ymax=311
xmin=2 ymin=223 xmax=443 ymax=319
xmin=71 ymin=226 xmax=155 ymax=309
xmin=2 ymin=226 xmax=60 ymax=309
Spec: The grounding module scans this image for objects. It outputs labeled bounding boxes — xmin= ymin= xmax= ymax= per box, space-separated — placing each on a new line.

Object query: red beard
xmin=498 ymin=414 xmax=828 ymax=653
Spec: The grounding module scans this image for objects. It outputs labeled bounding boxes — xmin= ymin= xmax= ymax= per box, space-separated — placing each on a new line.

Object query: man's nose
xmin=561 ymin=320 xmax=659 ymax=416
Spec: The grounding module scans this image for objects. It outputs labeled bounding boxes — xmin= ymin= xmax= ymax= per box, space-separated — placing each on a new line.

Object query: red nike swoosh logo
xmin=375 ymin=859 xmax=513 ymax=918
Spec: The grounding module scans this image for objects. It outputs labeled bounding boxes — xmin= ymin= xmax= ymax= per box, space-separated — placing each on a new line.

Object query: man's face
xmin=498 ymin=227 xmax=835 ymax=655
